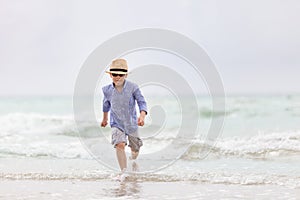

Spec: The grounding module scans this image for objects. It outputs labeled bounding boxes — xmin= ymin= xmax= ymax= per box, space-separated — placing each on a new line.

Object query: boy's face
xmin=110 ymin=73 xmax=127 ymax=87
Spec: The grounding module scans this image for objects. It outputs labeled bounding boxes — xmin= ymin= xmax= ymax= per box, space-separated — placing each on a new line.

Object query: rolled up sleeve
xmin=133 ymin=88 xmax=147 ymax=114
xmin=102 ymin=87 xmax=111 ymax=112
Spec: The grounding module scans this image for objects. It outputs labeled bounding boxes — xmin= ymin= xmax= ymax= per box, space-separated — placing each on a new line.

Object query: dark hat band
xmin=110 ymin=68 xmax=127 ymax=72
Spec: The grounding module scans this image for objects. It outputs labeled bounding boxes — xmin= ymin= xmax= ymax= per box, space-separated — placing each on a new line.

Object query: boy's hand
xmin=101 ymin=120 xmax=108 ymax=127
xmin=138 ymin=111 xmax=146 ymax=126
xmin=101 ymin=112 xmax=108 ymax=127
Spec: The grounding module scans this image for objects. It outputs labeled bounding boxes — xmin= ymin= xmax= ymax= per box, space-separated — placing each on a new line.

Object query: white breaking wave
xmin=0 ymin=137 xmax=91 ymax=159
xmin=0 ymin=171 xmax=299 ymax=189
xmin=185 ymin=131 xmax=300 ymax=159
xmin=0 ymin=113 xmax=76 ymax=137
xmin=1 ymin=113 xmax=300 ymax=160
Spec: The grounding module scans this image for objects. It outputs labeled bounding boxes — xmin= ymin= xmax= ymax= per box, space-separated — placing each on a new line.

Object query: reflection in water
xmin=104 ymin=177 xmax=141 ymax=198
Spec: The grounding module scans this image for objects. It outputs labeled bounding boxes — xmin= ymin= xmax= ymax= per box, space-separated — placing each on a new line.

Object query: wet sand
xmin=0 ymin=158 xmax=299 ymax=200
xmin=1 ymin=180 xmax=300 ymax=200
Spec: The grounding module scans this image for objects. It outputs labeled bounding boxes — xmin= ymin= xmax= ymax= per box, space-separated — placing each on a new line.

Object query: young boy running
xmin=101 ymin=59 xmax=147 ymax=180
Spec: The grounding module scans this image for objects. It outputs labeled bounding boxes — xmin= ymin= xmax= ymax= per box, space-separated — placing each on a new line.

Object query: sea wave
xmin=0 ymin=171 xmax=299 ymax=188
xmin=184 ymin=131 xmax=300 ymax=160
xmin=0 ymin=113 xmax=76 ymax=137
xmin=0 ymin=140 xmax=91 ymax=159
xmin=1 ymin=113 xmax=300 ymax=160
xmin=1 ymin=131 xmax=299 ymax=160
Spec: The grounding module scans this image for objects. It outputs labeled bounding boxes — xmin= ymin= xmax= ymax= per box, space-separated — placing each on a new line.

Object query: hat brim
xmin=105 ymin=70 xmax=128 ymax=75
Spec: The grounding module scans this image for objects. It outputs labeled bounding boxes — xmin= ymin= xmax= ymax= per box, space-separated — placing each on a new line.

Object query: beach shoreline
xmin=0 ymin=158 xmax=300 ymax=200
xmin=1 ymin=179 xmax=299 ymax=200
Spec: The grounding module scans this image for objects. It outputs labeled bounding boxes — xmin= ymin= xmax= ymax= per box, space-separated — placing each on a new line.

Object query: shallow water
xmin=0 ymin=95 xmax=300 ymax=199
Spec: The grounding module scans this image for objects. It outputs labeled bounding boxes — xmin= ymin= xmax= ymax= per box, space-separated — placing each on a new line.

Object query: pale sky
xmin=0 ymin=0 xmax=299 ymax=96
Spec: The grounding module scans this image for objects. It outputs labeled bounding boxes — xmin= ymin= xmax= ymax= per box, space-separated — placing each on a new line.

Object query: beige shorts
xmin=111 ymin=127 xmax=143 ymax=152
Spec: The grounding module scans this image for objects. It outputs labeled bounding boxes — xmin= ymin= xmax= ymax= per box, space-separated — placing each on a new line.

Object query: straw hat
xmin=106 ymin=59 xmax=128 ymax=74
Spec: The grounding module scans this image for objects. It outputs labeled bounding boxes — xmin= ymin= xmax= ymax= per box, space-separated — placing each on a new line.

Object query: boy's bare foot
xmin=111 ymin=168 xmax=128 ymax=182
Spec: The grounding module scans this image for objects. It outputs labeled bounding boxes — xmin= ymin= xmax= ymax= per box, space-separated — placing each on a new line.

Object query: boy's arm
xmin=101 ymin=112 xmax=109 ymax=127
xmin=133 ymin=88 xmax=147 ymax=114
xmin=133 ymin=87 xmax=147 ymax=126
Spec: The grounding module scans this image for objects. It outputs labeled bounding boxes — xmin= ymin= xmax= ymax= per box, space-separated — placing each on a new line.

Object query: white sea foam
xmin=0 ymin=113 xmax=75 ymax=137
xmin=0 ymin=170 xmax=299 ymax=189
xmin=185 ymin=131 xmax=300 ymax=159
xmin=0 ymin=136 xmax=91 ymax=159
xmin=1 ymin=114 xmax=299 ymax=160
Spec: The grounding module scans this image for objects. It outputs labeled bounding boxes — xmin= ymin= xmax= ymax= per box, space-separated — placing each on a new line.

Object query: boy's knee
xmin=116 ymin=142 xmax=126 ymax=149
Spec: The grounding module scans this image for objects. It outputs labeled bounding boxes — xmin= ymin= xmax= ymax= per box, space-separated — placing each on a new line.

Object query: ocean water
xmin=0 ymin=95 xmax=300 ymax=199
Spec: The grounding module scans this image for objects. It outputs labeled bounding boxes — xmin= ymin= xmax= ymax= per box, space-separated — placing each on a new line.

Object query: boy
xmin=101 ymin=58 xmax=147 ymax=179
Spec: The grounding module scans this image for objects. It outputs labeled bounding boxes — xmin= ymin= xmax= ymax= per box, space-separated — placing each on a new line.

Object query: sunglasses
xmin=111 ymin=73 xmax=125 ymax=77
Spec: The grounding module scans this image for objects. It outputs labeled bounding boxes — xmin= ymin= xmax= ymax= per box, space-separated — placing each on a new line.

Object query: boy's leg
xmin=116 ymin=142 xmax=127 ymax=171
xmin=128 ymin=134 xmax=142 ymax=172
xmin=130 ymin=150 xmax=139 ymax=160
xmin=128 ymin=134 xmax=143 ymax=160
xmin=111 ymin=128 xmax=127 ymax=171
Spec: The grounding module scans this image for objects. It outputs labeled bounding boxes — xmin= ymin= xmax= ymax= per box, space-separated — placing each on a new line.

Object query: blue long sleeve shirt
xmin=102 ymin=80 xmax=147 ymax=135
